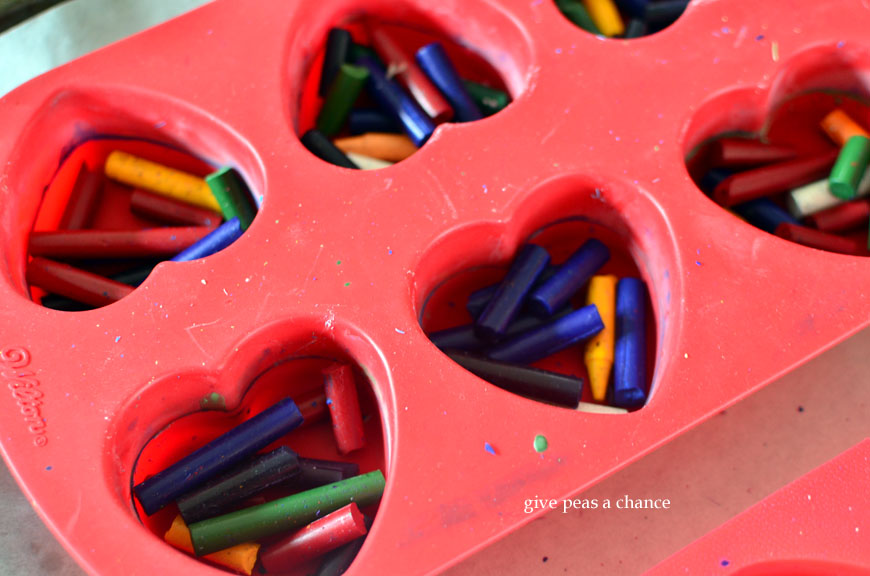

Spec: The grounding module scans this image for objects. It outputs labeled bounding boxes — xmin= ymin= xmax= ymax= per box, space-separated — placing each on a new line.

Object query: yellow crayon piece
xmin=582 ymin=0 xmax=625 ymax=37
xmin=584 ymin=275 xmax=617 ymax=402
xmin=165 ymin=514 xmax=259 ymax=575
xmin=105 ymin=151 xmax=220 ymax=212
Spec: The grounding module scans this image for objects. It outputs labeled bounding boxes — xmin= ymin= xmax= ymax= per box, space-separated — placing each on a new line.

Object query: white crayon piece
xmin=787 ymin=170 xmax=870 ymax=218
xmin=577 ymin=402 xmax=629 ymax=414
xmin=346 ymin=152 xmax=394 ymax=171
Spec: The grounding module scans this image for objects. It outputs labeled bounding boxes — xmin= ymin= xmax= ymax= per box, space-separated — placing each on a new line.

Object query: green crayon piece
xmin=830 ymin=135 xmax=870 ymax=200
xmin=189 ymin=470 xmax=385 ymax=556
xmin=555 ymin=0 xmax=601 ymax=34
xmin=205 ymin=167 xmax=256 ymax=230
xmin=462 ymin=80 xmax=510 ymax=117
xmin=317 ymin=64 xmax=370 ymax=137
xmin=348 ymin=43 xmax=380 ymax=66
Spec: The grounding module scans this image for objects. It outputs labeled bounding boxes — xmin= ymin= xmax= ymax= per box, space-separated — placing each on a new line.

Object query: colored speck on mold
xmin=344 ymin=282 xmax=351 ymax=287
xmin=542 ymin=557 xmax=548 ymax=563
xmin=798 ymin=405 xmax=804 ymax=412
xmin=721 ymin=559 xmax=730 ymax=567
xmin=45 ymin=466 xmax=52 ymax=471
xmin=695 ymin=261 xmax=703 ymax=267
xmin=326 ymin=398 xmax=333 ymax=405
xmin=336 ymin=260 xmax=342 ymax=265
xmin=199 ymin=392 xmax=226 ymax=411
xmin=534 ymin=435 xmax=548 ymax=453
xmin=114 ymin=336 xmax=121 ymax=343
xmin=484 ymin=442 xmax=496 ymax=456
xmin=395 ymin=328 xmax=406 ymax=334
xmin=756 ymin=34 xmax=764 ymax=41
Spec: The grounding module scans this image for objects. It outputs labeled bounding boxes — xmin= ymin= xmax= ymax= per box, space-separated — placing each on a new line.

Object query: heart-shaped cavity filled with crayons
xmin=130 ymin=351 xmax=386 ymax=576
xmin=295 ymin=12 xmax=516 ymax=170
xmin=553 ymin=0 xmax=689 ymax=39
xmin=685 ymin=58 xmax=870 ymax=256
xmin=418 ymin=210 xmax=659 ymax=414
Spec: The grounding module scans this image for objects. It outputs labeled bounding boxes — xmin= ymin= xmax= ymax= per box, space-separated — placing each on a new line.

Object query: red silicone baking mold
xmin=2 ymin=0 xmax=870 ymax=574
xmin=648 ymin=439 xmax=870 ymax=575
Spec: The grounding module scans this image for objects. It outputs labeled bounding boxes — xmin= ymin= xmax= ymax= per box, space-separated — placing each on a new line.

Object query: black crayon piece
xmin=177 ymin=446 xmax=301 ymax=525
xmin=314 ymin=516 xmax=373 ymax=576
xmin=319 ymin=28 xmax=352 ymax=97
xmin=645 ymin=0 xmax=689 ymax=30
xmin=39 ymin=263 xmax=155 ymax=311
xmin=430 ymin=308 xmax=573 ymax=352
xmin=623 ymin=18 xmax=647 ymax=38
xmin=285 ymin=457 xmax=361 ymax=491
xmin=445 ymin=350 xmax=583 ymax=408
xmin=302 ymin=130 xmax=359 ymax=169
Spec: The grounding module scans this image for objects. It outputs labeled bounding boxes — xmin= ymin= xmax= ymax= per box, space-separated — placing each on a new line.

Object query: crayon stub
xmin=415 ymin=42 xmax=483 ymax=123
xmin=446 ymin=350 xmax=583 ymax=408
xmin=289 ymin=457 xmax=360 ymax=491
xmin=529 ymin=238 xmax=610 ymax=316
xmin=731 ymin=198 xmax=799 ymax=234
xmin=302 ymin=129 xmax=359 ymax=169
xmin=319 ymin=28 xmax=352 ymax=97
xmin=205 ymin=167 xmax=256 ymax=230
xmin=189 ymin=470 xmax=386 ymax=556
xmin=164 ymin=515 xmax=260 ymax=576
xmin=314 ymin=533 xmax=368 ymax=576
xmin=130 ymin=189 xmax=222 ymax=227
xmin=29 ymin=227 xmax=214 ymax=259
xmin=582 ymin=0 xmax=625 ymax=36
xmin=333 ymin=133 xmax=418 ymax=163
xmin=59 ymin=163 xmax=102 ymax=230
xmin=487 ymin=304 xmax=605 ymax=364
xmin=170 ymin=217 xmax=243 ymax=262
xmin=612 ymin=278 xmax=647 ymax=409
xmin=259 ymin=503 xmax=368 ymax=571
xmin=133 ymin=397 xmax=303 ymax=516
xmin=774 ymin=223 xmax=868 ymax=256
xmin=829 ymin=135 xmax=870 ymax=200
xmin=786 ymin=172 xmax=870 ymax=218
xmin=317 ymin=63 xmax=370 ymax=137
xmin=324 ymin=364 xmax=366 ymax=454
xmin=475 ymin=244 xmax=550 ymax=341
xmin=177 ymin=446 xmax=301 ymax=525
xmin=584 ymin=275 xmax=618 ymax=402
xmin=27 ymin=257 xmax=134 ymax=307
xmin=821 ymin=109 xmax=870 ymax=147
xmin=104 ymin=151 xmax=220 ymax=212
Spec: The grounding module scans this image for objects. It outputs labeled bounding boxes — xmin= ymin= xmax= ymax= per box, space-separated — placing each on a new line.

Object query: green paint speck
xmin=200 ymin=392 xmax=226 ymax=411
xmin=336 ymin=260 xmax=342 ymax=265
xmin=534 ymin=434 xmax=548 ymax=453
xmin=344 ymin=282 xmax=351 ymax=287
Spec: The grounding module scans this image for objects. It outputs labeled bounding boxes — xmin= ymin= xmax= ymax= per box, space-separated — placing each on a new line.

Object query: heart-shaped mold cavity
xmin=3 ymin=87 xmax=264 ymax=311
xmin=125 ymin=326 xmax=388 ymax=575
xmin=416 ymin=175 xmax=677 ymax=414
xmin=684 ymin=46 xmax=870 ymax=257
xmin=293 ymin=5 xmax=527 ymax=170
xmin=553 ymin=0 xmax=690 ymax=39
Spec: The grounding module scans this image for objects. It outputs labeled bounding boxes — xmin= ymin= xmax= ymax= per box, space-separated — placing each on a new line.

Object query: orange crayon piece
xmin=821 ymin=109 xmax=870 ymax=147
xmin=165 ymin=515 xmax=259 ymax=576
xmin=333 ymin=133 xmax=418 ymax=163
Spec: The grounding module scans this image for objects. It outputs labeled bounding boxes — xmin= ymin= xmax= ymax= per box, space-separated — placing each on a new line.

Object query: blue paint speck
xmin=387 ymin=248 xmax=393 ymax=255
xmin=114 ymin=336 xmax=121 ymax=343
xmin=484 ymin=442 xmax=496 ymax=456
xmin=756 ymin=35 xmax=764 ymax=41
xmin=45 ymin=466 xmax=52 ymax=471
xmin=695 ymin=261 xmax=703 ymax=267
xmin=326 ymin=398 xmax=333 ymax=405
xmin=721 ymin=559 xmax=730 ymax=567
xmin=154 ymin=121 xmax=166 ymax=128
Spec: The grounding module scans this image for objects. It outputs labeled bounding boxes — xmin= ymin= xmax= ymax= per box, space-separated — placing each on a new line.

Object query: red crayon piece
xmin=27 ymin=257 xmax=134 ymax=307
xmin=29 ymin=227 xmax=213 ymax=259
xmin=259 ymin=503 xmax=367 ymax=572
xmin=370 ymin=26 xmax=453 ymax=123
xmin=713 ymin=151 xmax=838 ymax=207
xmin=130 ymin=189 xmax=223 ymax=228
xmin=806 ymin=200 xmax=870 ymax=233
xmin=708 ymin=138 xmax=797 ymax=168
xmin=324 ymin=364 xmax=366 ymax=454
xmin=775 ymin=223 xmax=868 ymax=256
xmin=298 ymin=389 xmax=329 ymax=427
xmin=59 ymin=164 xmax=102 ymax=230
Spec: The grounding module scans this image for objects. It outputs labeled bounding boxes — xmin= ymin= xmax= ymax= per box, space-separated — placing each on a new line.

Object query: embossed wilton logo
xmin=2 ymin=347 xmax=47 ymax=447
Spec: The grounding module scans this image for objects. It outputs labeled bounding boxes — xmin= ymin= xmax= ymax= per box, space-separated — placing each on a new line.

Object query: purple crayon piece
xmin=475 ymin=244 xmax=550 ymax=341
xmin=612 ymin=278 xmax=647 ymax=408
xmin=467 ymin=265 xmax=557 ymax=319
xmin=286 ymin=457 xmax=360 ymax=490
xmin=133 ymin=398 xmax=303 ymax=516
xmin=170 ymin=217 xmax=242 ymax=262
xmin=529 ymin=239 xmax=610 ymax=316
xmin=487 ymin=304 xmax=604 ymax=364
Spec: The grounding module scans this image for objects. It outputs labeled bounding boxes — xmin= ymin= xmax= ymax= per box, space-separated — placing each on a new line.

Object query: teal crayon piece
xmin=205 ymin=167 xmax=256 ymax=230
xmin=556 ymin=0 xmax=602 ymax=34
xmin=317 ymin=63 xmax=370 ymax=137
xmin=189 ymin=470 xmax=386 ymax=556
xmin=462 ymin=80 xmax=510 ymax=117
xmin=829 ymin=135 xmax=870 ymax=200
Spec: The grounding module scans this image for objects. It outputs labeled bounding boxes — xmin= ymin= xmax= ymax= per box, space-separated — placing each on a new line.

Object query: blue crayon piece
xmin=476 ymin=245 xmax=550 ymax=341
xmin=467 ymin=265 xmax=557 ymax=319
xmin=348 ymin=108 xmax=402 ymax=135
xmin=615 ymin=0 xmax=649 ymax=19
xmin=613 ymin=278 xmax=647 ymax=408
xmin=529 ymin=239 xmax=610 ymax=316
xmin=699 ymin=168 xmax=732 ymax=195
xmin=133 ymin=398 xmax=303 ymax=516
xmin=356 ymin=55 xmax=434 ymax=147
xmin=430 ymin=307 xmax=573 ymax=352
xmin=415 ymin=42 xmax=483 ymax=123
xmin=732 ymin=198 xmax=799 ymax=234
xmin=487 ymin=304 xmax=604 ymax=364
xmin=170 ymin=217 xmax=242 ymax=262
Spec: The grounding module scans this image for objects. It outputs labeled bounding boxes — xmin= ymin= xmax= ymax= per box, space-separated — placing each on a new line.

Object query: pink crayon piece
xmin=324 ymin=364 xmax=366 ymax=454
